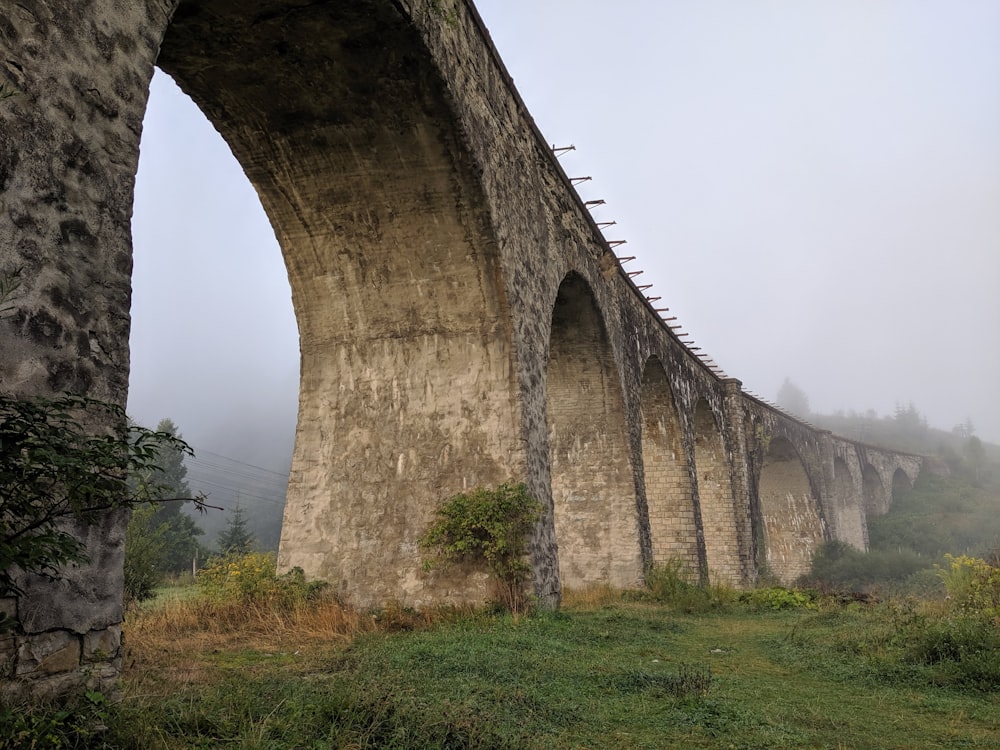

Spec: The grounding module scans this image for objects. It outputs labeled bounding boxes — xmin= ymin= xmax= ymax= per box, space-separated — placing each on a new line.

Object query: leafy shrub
xmin=197 ymin=552 xmax=324 ymax=609
xmin=937 ymin=554 xmax=1000 ymax=618
xmin=0 ymin=690 xmax=110 ymax=750
xmin=642 ymin=560 xmax=734 ymax=612
xmin=740 ymin=586 xmax=816 ymax=611
xmin=907 ymin=616 xmax=998 ymax=664
xmin=123 ymin=505 xmax=167 ymax=605
xmin=0 ymin=393 xmax=205 ymax=632
xmin=798 ymin=540 xmax=926 ymax=594
xmin=420 ymin=481 xmax=542 ymax=613
xmin=904 ymin=614 xmax=1000 ymax=690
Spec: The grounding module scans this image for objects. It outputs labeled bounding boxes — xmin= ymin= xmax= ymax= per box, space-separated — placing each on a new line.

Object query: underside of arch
xmin=693 ymin=400 xmax=740 ymax=584
xmin=862 ymin=463 xmax=887 ymax=517
xmin=546 ymin=274 xmax=641 ymax=589
xmin=757 ymin=436 xmax=825 ymax=584
xmin=639 ymin=358 xmax=698 ymax=573
xmin=892 ymin=468 xmax=914 ymax=496
xmin=158 ymin=0 xmax=523 ymax=607
xmin=831 ymin=457 xmax=866 ymax=550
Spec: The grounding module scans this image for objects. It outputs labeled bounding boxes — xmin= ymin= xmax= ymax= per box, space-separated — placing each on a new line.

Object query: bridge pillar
xmin=721 ymin=378 xmax=756 ymax=585
xmin=817 ymin=431 xmax=837 ymax=537
xmin=0 ymin=0 xmax=169 ymax=701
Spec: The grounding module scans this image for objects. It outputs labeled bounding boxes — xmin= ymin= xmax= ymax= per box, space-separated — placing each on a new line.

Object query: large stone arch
xmin=831 ymin=457 xmax=866 ymax=549
xmin=150 ymin=2 xmax=526 ymax=608
xmin=757 ymin=436 xmax=826 ymax=584
xmin=0 ymin=0 xmax=539 ymax=696
xmin=546 ymin=273 xmax=641 ymax=589
xmin=692 ymin=399 xmax=740 ymax=584
xmin=639 ymin=357 xmax=697 ymax=573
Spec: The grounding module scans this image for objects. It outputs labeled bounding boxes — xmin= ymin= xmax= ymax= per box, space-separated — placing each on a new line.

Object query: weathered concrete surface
xmin=0 ymin=0 xmax=926 ymax=698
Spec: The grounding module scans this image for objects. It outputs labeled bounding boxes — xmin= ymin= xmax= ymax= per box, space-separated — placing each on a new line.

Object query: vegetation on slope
xmin=4 ymin=558 xmax=1000 ymax=749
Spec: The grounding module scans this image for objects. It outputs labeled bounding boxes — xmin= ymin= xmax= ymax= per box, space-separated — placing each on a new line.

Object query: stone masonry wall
xmin=0 ymin=0 xmax=925 ymax=699
xmin=640 ymin=359 xmax=699 ymax=573
xmin=0 ymin=0 xmax=174 ymax=700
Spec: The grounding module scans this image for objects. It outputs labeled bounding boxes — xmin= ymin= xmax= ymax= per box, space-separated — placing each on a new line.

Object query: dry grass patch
xmin=561 ymin=583 xmax=627 ymax=610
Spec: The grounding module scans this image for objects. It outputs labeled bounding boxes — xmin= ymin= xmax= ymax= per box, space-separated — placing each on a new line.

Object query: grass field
xmin=10 ymin=586 xmax=987 ymax=749
xmin=5 ymin=565 xmax=1000 ymax=750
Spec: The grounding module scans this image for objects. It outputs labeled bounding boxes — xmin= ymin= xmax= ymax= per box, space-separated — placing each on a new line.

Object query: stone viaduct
xmin=1 ymin=0 xmax=921 ymax=696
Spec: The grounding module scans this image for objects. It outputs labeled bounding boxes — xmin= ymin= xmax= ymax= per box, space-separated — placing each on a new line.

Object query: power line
xmin=189 ymin=445 xmax=289 ymax=478
xmin=184 ymin=474 xmax=287 ymax=507
xmin=185 ymin=457 xmax=288 ymax=488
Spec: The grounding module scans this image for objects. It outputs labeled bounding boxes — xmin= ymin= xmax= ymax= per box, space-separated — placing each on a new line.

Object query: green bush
xmin=0 ymin=393 xmax=205 ymax=631
xmin=798 ymin=540 xmax=926 ymax=594
xmin=0 ymin=690 xmax=110 ymax=750
xmin=642 ymin=560 xmax=734 ymax=612
xmin=740 ymin=586 xmax=816 ymax=611
xmin=904 ymin=615 xmax=1000 ymax=690
xmin=937 ymin=554 xmax=1000 ymax=618
xmin=197 ymin=552 xmax=324 ymax=609
xmin=420 ymin=481 xmax=542 ymax=614
xmin=123 ymin=505 xmax=167 ymax=605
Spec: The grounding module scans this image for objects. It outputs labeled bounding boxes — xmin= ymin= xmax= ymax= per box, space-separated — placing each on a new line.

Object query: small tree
xmin=217 ymin=504 xmax=255 ymax=556
xmin=123 ymin=505 xmax=167 ymax=604
xmin=420 ymin=482 xmax=542 ymax=614
xmin=127 ymin=417 xmax=205 ymax=574
xmin=0 ymin=394 xmax=205 ymax=630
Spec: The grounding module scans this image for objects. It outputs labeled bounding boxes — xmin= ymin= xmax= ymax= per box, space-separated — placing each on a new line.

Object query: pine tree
xmin=149 ymin=418 xmax=191 ymax=499
xmin=126 ymin=417 xmax=205 ymax=575
xmin=217 ymin=505 xmax=255 ymax=555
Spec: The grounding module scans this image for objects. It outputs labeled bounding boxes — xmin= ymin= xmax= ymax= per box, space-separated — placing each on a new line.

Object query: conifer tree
xmin=217 ymin=504 xmax=255 ymax=555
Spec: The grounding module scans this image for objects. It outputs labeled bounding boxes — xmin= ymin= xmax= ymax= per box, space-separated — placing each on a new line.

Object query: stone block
xmin=15 ymin=630 xmax=81 ymax=677
xmin=83 ymin=625 xmax=121 ymax=663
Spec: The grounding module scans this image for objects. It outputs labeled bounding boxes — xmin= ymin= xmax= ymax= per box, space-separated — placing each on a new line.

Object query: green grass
xmin=74 ymin=601 xmax=997 ymax=749
xmin=6 ymin=588 xmax=1000 ymax=749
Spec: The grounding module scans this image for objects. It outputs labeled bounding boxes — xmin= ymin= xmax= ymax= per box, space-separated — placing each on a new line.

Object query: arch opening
xmin=130 ymin=70 xmax=298 ymax=552
xmin=892 ymin=468 xmax=914 ymax=498
xmin=546 ymin=273 xmax=641 ymax=589
xmin=639 ymin=358 xmax=697 ymax=574
xmin=757 ymin=436 xmax=825 ymax=584
xmin=693 ymin=399 xmax=740 ymax=584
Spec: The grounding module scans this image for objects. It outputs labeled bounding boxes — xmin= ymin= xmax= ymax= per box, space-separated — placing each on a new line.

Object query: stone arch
xmin=862 ymin=464 xmax=887 ymax=517
xmin=831 ymin=457 xmax=866 ymax=550
xmin=693 ymin=399 xmax=740 ymax=584
xmin=639 ymin=357 xmax=697 ymax=573
xmin=892 ymin=468 xmax=914 ymax=496
xmin=151 ymin=1 xmax=526 ymax=607
xmin=546 ymin=273 xmax=641 ymax=589
xmin=757 ymin=436 xmax=825 ymax=584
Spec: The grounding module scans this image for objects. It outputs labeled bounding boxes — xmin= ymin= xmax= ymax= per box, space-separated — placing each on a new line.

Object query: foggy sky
xmin=128 ymin=0 xmax=1000 ymax=466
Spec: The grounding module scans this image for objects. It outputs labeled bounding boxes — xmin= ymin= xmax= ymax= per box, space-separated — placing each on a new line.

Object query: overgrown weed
xmin=562 ymin=583 xmax=625 ymax=610
xmin=781 ymin=596 xmax=1000 ymax=691
xmin=640 ymin=559 xmax=738 ymax=612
